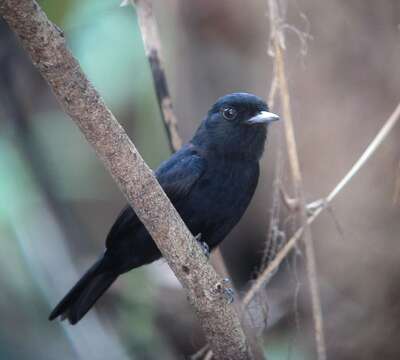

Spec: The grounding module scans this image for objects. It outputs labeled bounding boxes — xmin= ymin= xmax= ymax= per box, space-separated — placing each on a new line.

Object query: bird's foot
xmin=200 ymin=242 xmax=210 ymax=258
xmin=195 ymin=233 xmax=210 ymax=258
xmin=211 ymin=278 xmax=235 ymax=304
xmin=223 ymin=287 xmax=235 ymax=304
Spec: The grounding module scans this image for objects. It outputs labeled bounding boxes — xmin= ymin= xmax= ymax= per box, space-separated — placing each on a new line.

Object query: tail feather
xmin=49 ymin=258 xmax=118 ymax=324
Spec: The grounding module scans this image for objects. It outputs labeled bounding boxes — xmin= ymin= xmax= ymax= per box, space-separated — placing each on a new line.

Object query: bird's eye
xmin=222 ymin=107 xmax=237 ymax=120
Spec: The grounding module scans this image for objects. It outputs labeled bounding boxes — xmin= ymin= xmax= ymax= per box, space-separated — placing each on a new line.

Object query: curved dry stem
xmin=243 ymin=101 xmax=400 ymax=311
xmin=267 ymin=1 xmax=327 ymax=359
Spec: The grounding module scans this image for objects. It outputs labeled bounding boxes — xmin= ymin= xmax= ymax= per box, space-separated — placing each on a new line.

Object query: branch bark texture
xmin=0 ymin=1 xmax=252 ymax=359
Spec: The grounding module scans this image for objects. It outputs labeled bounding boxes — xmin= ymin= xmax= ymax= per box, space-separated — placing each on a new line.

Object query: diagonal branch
xmin=267 ymin=1 xmax=327 ymax=359
xmin=0 ymin=1 xmax=254 ymax=359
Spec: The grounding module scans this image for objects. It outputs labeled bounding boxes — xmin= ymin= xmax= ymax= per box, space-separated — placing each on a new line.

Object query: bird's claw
xmin=195 ymin=233 xmax=202 ymax=242
xmin=211 ymin=279 xmax=235 ymax=304
xmin=223 ymin=287 xmax=235 ymax=304
xmin=200 ymin=242 xmax=210 ymax=258
xmin=195 ymin=233 xmax=210 ymax=258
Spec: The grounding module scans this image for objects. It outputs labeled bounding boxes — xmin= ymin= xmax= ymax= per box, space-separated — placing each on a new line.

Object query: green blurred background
xmin=0 ymin=0 xmax=399 ymax=359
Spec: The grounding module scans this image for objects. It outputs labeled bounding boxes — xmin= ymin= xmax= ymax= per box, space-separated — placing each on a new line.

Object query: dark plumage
xmin=49 ymin=92 xmax=279 ymax=324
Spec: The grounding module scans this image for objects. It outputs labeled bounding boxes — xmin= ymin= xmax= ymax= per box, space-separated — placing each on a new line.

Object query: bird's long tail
xmin=49 ymin=258 xmax=118 ymax=325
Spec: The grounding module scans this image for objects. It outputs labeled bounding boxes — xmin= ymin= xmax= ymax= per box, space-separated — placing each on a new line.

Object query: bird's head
xmin=192 ymin=92 xmax=279 ymax=160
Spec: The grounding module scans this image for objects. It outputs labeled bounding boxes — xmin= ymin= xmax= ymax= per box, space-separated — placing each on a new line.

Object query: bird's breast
xmin=192 ymin=161 xmax=259 ymax=220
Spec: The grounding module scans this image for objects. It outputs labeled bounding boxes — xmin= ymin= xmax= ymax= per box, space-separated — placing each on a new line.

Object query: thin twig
xmin=190 ymin=344 xmax=210 ymax=360
xmin=327 ymin=105 xmax=400 ymax=203
xmin=325 ymin=205 xmax=345 ymax=241
xmin=267 ymin=63 xmax=278 ymax=108
xmin=243 ymin=208 xmax=318 ymax=308
xmin=260 ymin=134 xmax=284 ymax=272
xmin=0 ymin=1 xmax=254 ymax=358
xmin=267 ymin=1 xmax=326 ymax=358
xmin=204 ymin=351 xmax=214 ymax=360
xmin=243 ymin=101 xmax=400 ymax=306
xmin=130 ymin=0 xmax=181 ymax=152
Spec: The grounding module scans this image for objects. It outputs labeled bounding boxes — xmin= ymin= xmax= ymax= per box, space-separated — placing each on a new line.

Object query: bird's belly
xmin=179 ymin=164 xmax=258 ymax=246
xmin=201 ymin=165 xmax=257 ymax=208
xmin=199 ymin=182 xmax=248 ymax=212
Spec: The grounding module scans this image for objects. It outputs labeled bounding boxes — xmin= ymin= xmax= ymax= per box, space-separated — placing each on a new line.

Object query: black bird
xmin=49 ymin=92 xmax=279 ymax=324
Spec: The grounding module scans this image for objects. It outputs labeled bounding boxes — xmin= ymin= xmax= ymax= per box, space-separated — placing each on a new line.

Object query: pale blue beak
xmin=246 ymin=111 xmax=280 ymax=125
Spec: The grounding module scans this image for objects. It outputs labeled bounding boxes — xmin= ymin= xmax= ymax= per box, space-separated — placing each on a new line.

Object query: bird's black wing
xmin=155 ymin=145 xmax=207 ymax=202
xmin=106 ymin=145 xmax=206 ymax=249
